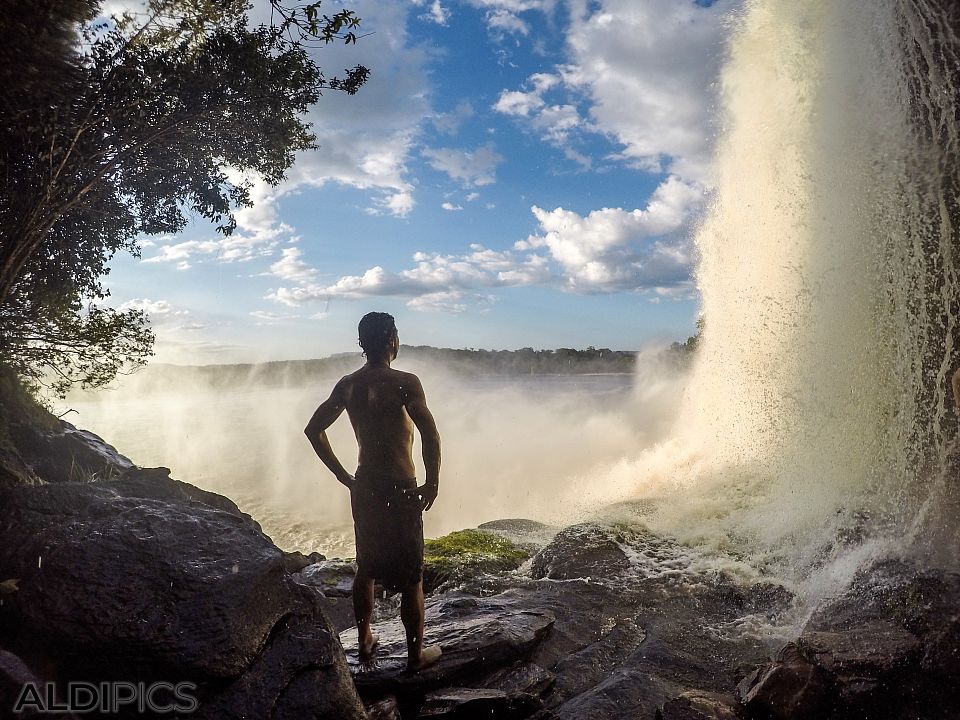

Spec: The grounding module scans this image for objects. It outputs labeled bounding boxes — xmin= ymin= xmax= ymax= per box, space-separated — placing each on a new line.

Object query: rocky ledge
xmin=1 ymin=407 xmax=958 ymax=720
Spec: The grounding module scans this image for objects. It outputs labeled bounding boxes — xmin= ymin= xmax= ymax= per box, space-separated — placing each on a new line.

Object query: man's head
xmin=358 ymin=312 xmax=398 ymax=361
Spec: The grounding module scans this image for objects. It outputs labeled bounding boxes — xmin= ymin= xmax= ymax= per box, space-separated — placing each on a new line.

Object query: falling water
xmin=632 ymin=0 xmax=960 ymax=594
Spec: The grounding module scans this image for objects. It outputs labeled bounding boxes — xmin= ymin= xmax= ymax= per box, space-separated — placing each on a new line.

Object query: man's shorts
xmin=350 ymin=475 xmax=424 ymax=593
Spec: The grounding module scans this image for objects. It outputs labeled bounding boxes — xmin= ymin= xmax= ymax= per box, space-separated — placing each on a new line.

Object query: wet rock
xmin=11 ymin=419 xmax=134 ymax=484
xmin=478 ymin=662 xmax=555 ymax=698
xmin=283 ymin=550 xmax=327 ymax=573
xmin=800 ymin=621 xmax=920 ymax=695
xmin=530 ymin=523 xmax=631 ymax=581
xmin=198 ymin=616 xmax=363 ymax=720
xmin=477 ymin=519 xmax=557 ymax=552
xmin=295 ymin=559 xmax=357 ymax=597
xmin=340 ymin=592 xmax=555 ymax=694
xmin=366 ymin=695 xmax=402 ymax=720
xmin=657 ymin=690 xmax=741 ymax=720
xmin=419 ymin=687 xmax=542 ymax=718
xmin=423 ymin=529 xmax=531 ymax=594
xmin=0 ymin=470 xmax=366 ymax=719
xmin=736 ymin=644 xmax=830 ymax=720
xmin=548 ymin=619 xmax=646 ymax=704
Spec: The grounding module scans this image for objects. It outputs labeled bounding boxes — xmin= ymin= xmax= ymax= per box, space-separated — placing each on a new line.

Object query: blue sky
xmin=104 ymin=0 xmax=738 ymax=363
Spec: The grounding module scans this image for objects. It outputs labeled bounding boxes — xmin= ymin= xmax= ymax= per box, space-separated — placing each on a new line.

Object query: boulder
xmin=423 ymin=529 xmax=531 ymax=594
xmin=530 ymin=523 xmax=631 ymax=581
xmin=0 ymin=468 xmax=366 ymax=719
xmin=295 ymin=559 xmax=358 ymax=598
xmin=419 ymin=687 xmax=541 ymax=718
xmin=340 ymin=591 xmax=555 ymax=694
xmin=736 ymin=643 xmax=830 ymax=720
xmin=283 ymin=550 xmax=327 ymax=574
xmin=657 ymin=691 xmax=741 ymax=720
xmin=11 ymin=418 xmax=134 ymax=485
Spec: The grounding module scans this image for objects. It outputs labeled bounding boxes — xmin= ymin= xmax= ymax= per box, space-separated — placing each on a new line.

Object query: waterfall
xmin=622 ymin=0 xmax=960 ymax=594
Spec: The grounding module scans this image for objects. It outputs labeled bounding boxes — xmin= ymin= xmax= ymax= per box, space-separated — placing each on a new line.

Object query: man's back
xmin=339 ymin=365 xmax=419 ymax=481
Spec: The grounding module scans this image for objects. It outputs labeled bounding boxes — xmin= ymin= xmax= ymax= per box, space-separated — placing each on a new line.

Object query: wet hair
xmin=358 ymin=312 xmax=398 ymax=359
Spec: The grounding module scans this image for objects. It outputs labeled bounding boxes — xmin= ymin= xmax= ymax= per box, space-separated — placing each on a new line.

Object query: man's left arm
xmin=404 ymin=375 xmax=441 ymax=511
xmin=304 ymin=379 xmax=354 ymax=489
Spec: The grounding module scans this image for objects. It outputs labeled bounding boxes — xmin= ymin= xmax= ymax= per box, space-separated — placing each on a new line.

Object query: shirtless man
xmin=304 ymin=312 xmax=442 ymax=672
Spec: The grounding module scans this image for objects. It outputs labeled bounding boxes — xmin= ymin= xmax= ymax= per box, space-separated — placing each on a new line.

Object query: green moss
xmin=423 ymin=529 xmax=531 ymax=592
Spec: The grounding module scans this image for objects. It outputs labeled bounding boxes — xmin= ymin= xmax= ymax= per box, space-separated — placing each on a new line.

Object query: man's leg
xmin=401 ymin=580 xmax=441 ymax=671
xmin=353 ymin=567 xmax=377 ymax=663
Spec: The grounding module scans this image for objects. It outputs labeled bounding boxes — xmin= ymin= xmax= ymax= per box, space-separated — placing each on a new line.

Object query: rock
xmin=283 ymin=550 xmax=327 ymax=574
xmin=0 ymin=647 xmax=66 ymax=719
xmin=548 ymin=619 xmax=646 ymax=704
xmin=736 ymin=644 xmax=830 ymax=720
xmin=295 ymin=559 xmax=357 ymax=597
xmin=530 ymin=523 xmax=630 ymax=581
xmin=0 ymin=469 xmax=366 ymax=719
xmin=478 ymin=662 xmax=556 ymax=698
xmin=423 ymin=529 xmax=531 ymax=594
xmin=477 ymin=519 xmax=557 ymax=553
xmin=657 ymin=691 xmax=741 ymax=720
xmin=11 ymin=418 xmax=134 ymax=484
xmin=366 ymin=695 xmax=402 ymax=720
xmin=340 ymin=591 xmax=555 ymax=694
xmin=921 ymin=613 xmax=960 ymax=678
xmin=196 ymin=616 xmax=362 ymax=720
xmin=800 ymin=620 xmax=920 ymax=682
xmin=419 ymin=687 xmax=541 ymax=718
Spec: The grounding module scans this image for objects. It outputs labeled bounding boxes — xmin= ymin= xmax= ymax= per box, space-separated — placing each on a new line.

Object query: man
xmin=304 ymin=312 xmax=442 ymax=672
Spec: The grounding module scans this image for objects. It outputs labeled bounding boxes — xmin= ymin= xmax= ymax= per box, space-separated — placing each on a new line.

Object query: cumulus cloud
xmin=422 ymin=143 xmax=504 ymax=187
xmin=267 ymin=177 xmax=703 ymax=309
xmin=493 ymin=73 xmax=583 ymax=146
xmin=519 ymin=176 xmax=703 ymax=292
xmin=268 ymin=247 xmax=317 ymax=283
xmin=441 ymin=202 xmax=464 ymax=211
xmin=431 ymin=100 xmax=475 ymax=135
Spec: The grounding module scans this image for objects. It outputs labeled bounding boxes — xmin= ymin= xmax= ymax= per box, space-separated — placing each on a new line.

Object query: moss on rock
xmin=423 ymin=529 xmax=530 ymax=593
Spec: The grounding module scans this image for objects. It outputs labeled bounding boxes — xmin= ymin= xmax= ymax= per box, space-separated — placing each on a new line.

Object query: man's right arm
xmin=404 ymin=374 xmax=441 ymax=511
xmin=304 ymin=378 xmax=354 ymax=488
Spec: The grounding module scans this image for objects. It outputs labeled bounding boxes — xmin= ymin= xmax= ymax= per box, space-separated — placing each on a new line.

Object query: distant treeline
xmin=401 ymin=345 xmax=638 ymax=375
xmin=74 ymin=339 xmax=702 ymax=396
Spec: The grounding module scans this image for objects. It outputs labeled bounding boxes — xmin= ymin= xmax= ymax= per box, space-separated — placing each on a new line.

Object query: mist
xmin=64 ymin=346 xmax=692 ymax=556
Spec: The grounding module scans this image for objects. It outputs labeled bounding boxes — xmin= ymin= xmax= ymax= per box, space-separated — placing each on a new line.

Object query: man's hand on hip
xmin=418 ymin=483 xmax=438 ymax=511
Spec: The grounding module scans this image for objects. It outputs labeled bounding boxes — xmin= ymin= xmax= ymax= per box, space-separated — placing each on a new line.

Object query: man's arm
xmin=404 ymin=375 xmax=441 ymax=511
xmin=304 ymin=379 xmax=353 ymax=488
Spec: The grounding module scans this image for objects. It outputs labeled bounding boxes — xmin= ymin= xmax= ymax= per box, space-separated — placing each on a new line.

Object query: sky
xmin=103 ymin=0 xmax=740 ymax=363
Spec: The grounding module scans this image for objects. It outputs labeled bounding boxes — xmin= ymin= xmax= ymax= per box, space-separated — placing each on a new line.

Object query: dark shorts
xmin=350 ymin=475 xmax=424 ymax=592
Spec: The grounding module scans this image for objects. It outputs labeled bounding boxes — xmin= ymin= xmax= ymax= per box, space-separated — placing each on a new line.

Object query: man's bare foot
xmin=358 ymin=633 xmax=379 ymax=668
xmin=406 ymin=644 xmax=442 ymax=672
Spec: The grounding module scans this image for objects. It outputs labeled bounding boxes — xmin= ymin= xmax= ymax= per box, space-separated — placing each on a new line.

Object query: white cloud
xmin=117 ymin=298 xmax=186 ymax=317
xmin=486 ymin=9 xmax=529 ymax=35
xmin=250 ymin=310 xmax=297 ymax=324
xmin=268 ymin=247 xmax=317 ymax=283
xmin=422 ymin=143 xmax=504 ymax=187
xmin=493 ymin=73 xmax=583 ymax=146
xmin=519 ymin=175 xmax=704 ymax=292
xmin=421 ymin=0 xmax=451 ymax=25
xmin=431 ymin=100 xmax=475 ymax=135
xmin=465 ymin=192 xmax=480 ymax=202
xmin=407 ymin=291 xmax=467 ymax=313
xmin=561 ymin=0 xmax=733 ymax=181
xmin=441 ymin=202 xmax=464 ymax=211
xmin=266 ymin=176 xmax=702 ymax=307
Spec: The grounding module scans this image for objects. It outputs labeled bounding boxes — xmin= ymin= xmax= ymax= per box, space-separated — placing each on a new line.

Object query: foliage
xmin=669 ymin=315 xmax=704 ymax=356
xmin=0 ymin=0 xmax=368 ymax=396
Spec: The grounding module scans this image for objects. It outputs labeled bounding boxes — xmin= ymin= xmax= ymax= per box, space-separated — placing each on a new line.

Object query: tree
xmin=0 ymin=0 xmax=368 ymax=395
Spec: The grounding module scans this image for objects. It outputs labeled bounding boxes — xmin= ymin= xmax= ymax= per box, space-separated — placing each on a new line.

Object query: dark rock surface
xmin=0 ymin=467 xmax=366 ymax=719
xmin=738 ymin=558 xmax=960 ymax=720
xmin=283 ymin=549 xmax=327 ymax=573
xmin=341 ymin=592 xmax=556 ymax=693
xmin=11 ymin=418 xmax=134 ymax=485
